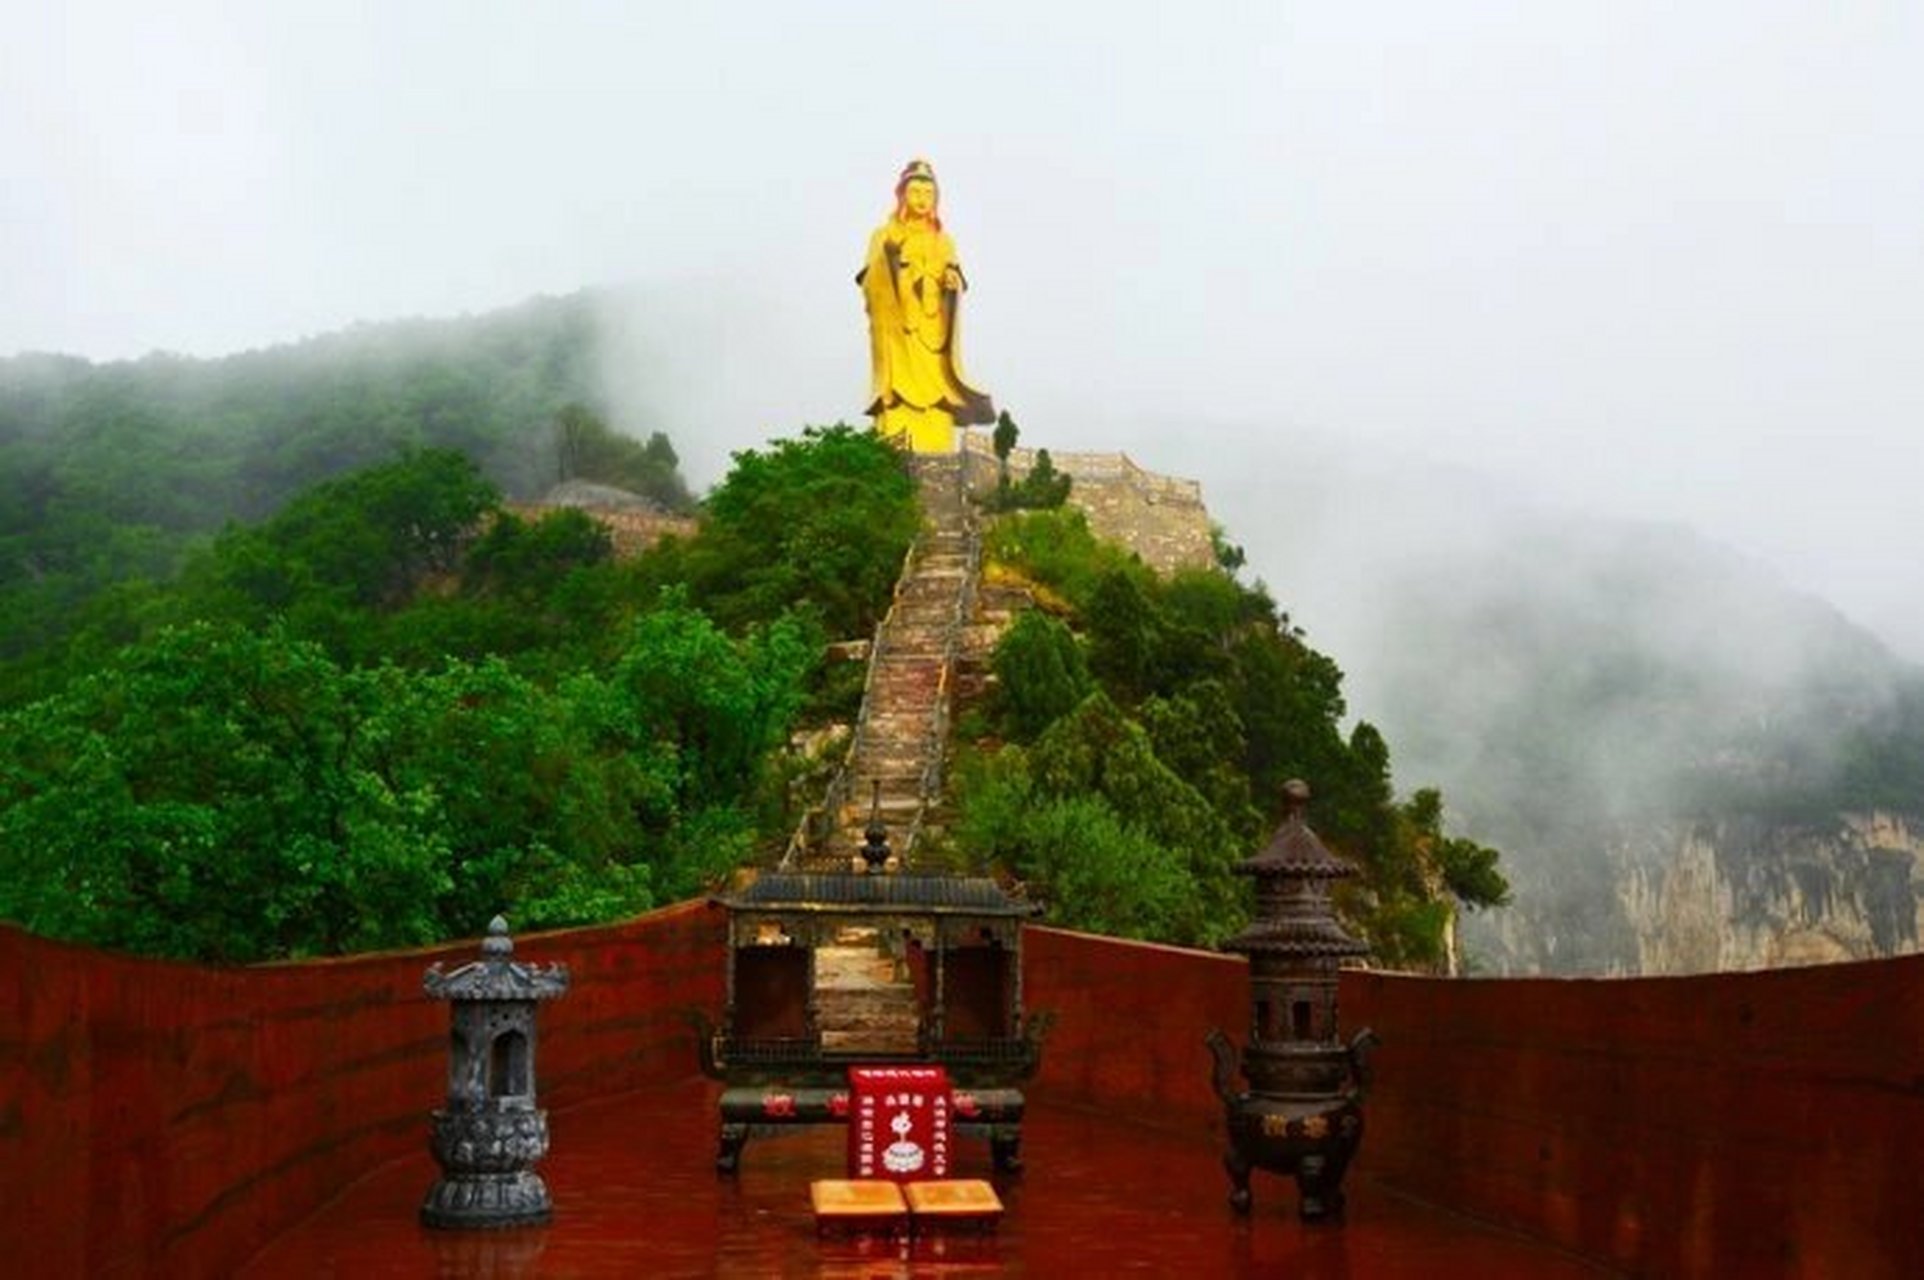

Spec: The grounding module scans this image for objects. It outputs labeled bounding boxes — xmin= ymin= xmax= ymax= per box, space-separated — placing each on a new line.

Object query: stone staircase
xmin=814 ymin=925 xmax=921 ymax=1055
xmin=785 ymin=453 xmax=977 ymax=872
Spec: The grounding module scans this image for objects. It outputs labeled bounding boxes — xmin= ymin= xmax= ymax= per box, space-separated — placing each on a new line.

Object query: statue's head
xmin=893 ymin=158 xmax=941 ymax=228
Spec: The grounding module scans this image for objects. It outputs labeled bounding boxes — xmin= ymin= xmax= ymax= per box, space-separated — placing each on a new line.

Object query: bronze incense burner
xmin=1208 ymin=781 xmax=1378 ymax=1220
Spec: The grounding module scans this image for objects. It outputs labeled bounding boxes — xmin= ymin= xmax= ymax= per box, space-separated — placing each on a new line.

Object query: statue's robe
xmin=859 ymin=219 xmax=994 ymax=442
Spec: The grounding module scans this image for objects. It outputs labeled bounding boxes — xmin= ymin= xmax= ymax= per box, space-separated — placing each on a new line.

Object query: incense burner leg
xmin=990 ymin=1125 xmax=1023 ymax=1174
xmin=716 ymin=1122 xmax=749 ymax=1175
xmin=1224 ymin=1141 xmax=1254 ymax=1215
xmin=1295 ymin=1152 xmax=1348 ymax=1222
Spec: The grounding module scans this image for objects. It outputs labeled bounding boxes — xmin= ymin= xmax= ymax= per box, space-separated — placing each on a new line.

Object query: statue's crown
xmin=898 ymin=157 xmax=937 ymax=186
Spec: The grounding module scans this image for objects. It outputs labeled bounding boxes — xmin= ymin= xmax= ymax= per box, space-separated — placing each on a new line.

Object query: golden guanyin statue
xmin=859 ymin=158 xmax=994 ymax=453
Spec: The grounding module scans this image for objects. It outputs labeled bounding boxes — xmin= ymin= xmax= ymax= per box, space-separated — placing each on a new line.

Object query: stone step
xmin=855 ymin=739 xmax=937 ymax=754
xmin=844 ymin=792 xmax=922 ymax=814
xmin=815 ymin=934 xmax=921 ymax=1052
xmin=784 ymin=454 xmax=980 ymax=873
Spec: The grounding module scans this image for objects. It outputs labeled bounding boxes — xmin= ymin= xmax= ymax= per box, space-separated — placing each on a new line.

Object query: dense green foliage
xmin=989 ymin=611 xmax=1093 ymax=740
xmin=2 ymin=287 xmax=1498 ymax=972
xmin=639 ymin=425 xmax=919 ymax=640
xmin=958 ymin=508 xmax=1507 ymax=963
xmin=0 ymin=292 xmax=654 ymax=666
xmin=0 ymin=610 xmax=807 ymax=961
xmin=0 ymin=419 xmax=917 ymax=962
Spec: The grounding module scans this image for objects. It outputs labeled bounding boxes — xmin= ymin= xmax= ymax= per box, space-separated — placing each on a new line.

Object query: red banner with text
xmin=847 ymin=1065 xmax=951 ymax=1182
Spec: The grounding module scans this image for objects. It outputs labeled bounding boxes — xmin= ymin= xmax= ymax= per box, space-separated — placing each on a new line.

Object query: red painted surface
xmin=0 ymin=902 xmax=724 ymax=1278
xmin=1345 ymin=959 xmax=1924 ymax=1278
xmin=238 ymin=1076 xmax=1609 ymax=1278
xmin=1023 ymin=926 xmax=1248 ymax=1132
xmin=1024 ymin=926 xmax=1924 ymax=1278
xmin=5 ymin=911 xmax=1919 ymax=1275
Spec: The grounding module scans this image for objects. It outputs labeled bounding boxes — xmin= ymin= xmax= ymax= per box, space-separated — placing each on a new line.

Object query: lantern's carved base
xmin=420 ymin=1170 xmax=554 ymax=1229
xmin=1220 ymin=1096 xmax=1364 ymax=1222
xmin=421 ymin=1108 xmax=554 ymax=1229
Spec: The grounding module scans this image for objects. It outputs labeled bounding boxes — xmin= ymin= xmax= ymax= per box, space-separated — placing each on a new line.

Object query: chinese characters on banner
xmin=848 ymin=1065 xmax=951 ymax=1182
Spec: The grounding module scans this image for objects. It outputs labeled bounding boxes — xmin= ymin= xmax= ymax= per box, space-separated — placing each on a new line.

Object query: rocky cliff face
xmin=1466 ymin=810 xmax=1924 ymax=975
xmin=1211 ymin=439 xmax=1924 ymax=977
xmin=1616 ymin=811 xmax=1923 ymax=973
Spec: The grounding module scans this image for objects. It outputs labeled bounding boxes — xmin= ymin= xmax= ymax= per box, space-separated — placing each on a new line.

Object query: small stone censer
xmin=1207 ymin=780 xmax=1378 ymax=1220
xmin=421 ymin=915 xmax=570 ymax=1228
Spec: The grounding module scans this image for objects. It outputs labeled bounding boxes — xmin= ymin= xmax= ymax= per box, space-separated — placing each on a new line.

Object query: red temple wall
xmin=0 ymin=902 xmax=724 ymax=1278
xmin=1024 ymin=927 xmax=1923 ymax=1277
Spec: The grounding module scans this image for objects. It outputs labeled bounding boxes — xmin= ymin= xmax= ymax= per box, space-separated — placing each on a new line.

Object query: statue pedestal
xmin=878 ymin=406 xmax=956 ymax=454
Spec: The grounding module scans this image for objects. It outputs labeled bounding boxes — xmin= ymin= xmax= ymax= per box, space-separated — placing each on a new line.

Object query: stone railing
xmin=900 ymin=462 xmax=980 ymax=864
xmin=778 ymin=535 xmax=914 ymax=870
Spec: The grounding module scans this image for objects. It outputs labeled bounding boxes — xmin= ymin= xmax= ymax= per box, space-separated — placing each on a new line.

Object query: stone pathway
xmin=780 ymin=453 xmax=977 ymax=1044
xmin=791 ymin=452 xmax=976 ymax=872
xmin=813 ymin=925 xmax=921 ymax=1055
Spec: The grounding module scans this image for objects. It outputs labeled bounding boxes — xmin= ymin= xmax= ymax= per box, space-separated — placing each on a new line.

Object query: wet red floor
xmin=240 ymin=1079 xmax=1614 ymax=1278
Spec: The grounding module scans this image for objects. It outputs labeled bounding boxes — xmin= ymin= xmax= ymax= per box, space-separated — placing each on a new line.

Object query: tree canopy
xmin=0 ymin=423 xmax=915 ymax=962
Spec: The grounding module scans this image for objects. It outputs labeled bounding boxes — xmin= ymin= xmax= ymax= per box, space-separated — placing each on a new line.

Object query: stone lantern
xmin=1207 ymin=780 xmax=1378 ymax=1220
xmin=421 ymin=915 xmax=570 ymax=1229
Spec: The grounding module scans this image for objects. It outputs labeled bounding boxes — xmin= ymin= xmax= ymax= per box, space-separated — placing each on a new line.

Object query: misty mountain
xmin=1214 ymin=437 xmax=1924 ymax=973
xmin=0 ymin=291 xmax=664 ymax=663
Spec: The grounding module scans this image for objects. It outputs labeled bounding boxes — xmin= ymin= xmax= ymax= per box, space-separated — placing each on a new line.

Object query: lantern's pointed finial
xmin=482 ymin=915 xmax=513 ymax=958
xmin=1282 ymin=779 xmax=1311 ymax=821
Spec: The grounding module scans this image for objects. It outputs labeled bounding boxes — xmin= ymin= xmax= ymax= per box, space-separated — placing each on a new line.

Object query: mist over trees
xmin=952 ymin=507 xmax=1508 ymax=965
xmin=1221 ymin=441 xmax=1924 ymax=973
xmin=551 ymin=401 xmax=692 ymax=510
xmin=0 ymin=291 xmax=661 ymax=669
xmin=0 ymin=295 xmax=1506 ymax=972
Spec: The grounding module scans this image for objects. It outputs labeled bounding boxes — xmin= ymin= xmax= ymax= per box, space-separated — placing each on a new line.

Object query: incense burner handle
xmin=1205 ymin=1028 xmax=1241 ymax=1108
xmin=682 ymin=1007 xmax=723 ymax=1080
xmin=1347 ymin=1028 xmax=1380 ymax=1098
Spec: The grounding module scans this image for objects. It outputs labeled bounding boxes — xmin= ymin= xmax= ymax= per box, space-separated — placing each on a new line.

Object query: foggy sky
xmin=8 ymin=2 xmax=1924 ymax=658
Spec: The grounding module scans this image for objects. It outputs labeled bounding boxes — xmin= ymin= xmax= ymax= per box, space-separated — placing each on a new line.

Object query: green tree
xmin=1141 ymin=680 xmax=1260 ymax=837
xmin=1084 ymin=569 xmax=1164 ymax=702
xmin=0 ymin=292 xmax=620 ymax=671
xmin=0 ymin=623 xmax=450 ymax=960
xmin=197 ymin=447 xmax=498 ymax=619
xmin=465 ymin=507 xmax=614 ymax=597
xmin=660 ymin=425 xmax=918 ymax=639
xmin=1401 ymin=787 xmax=1511 ymax=910
xmin=578 ymin=597 xmax=817 ymax=896
xmin=1023 ymin=693 xmax=1245 ymax=942
xmin=991 ymin=609 xmax=1093 ymax=740
xmin=973 ymin=497 xmax=1510 ymax=968
xmin=992 ymin=410 xmax=1019 ymax=483
xmin=954 ymin=754 xmax=1197 ymax=941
